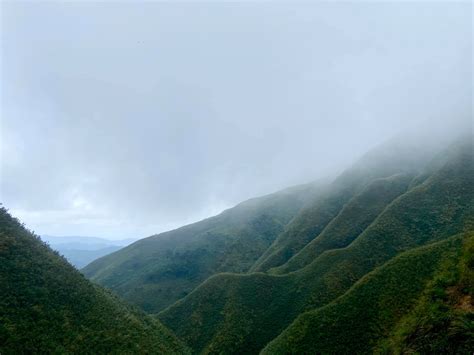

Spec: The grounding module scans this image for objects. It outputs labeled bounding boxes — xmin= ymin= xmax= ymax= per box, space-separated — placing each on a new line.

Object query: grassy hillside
xmin=378 ymin=234 xmax=474 ymax=354
xmin=262 ymin=233 xmax=472 ymax=354
xmin=83 ymin=182 xmax=321 ymax=313
xmin=159 ymin=137 xmax=473 ymax=354
xmin=0 ymin=207 xmax=189 ymax=354
xmin=1 ymin=133 xmax=467 ymax=355
xmin=271 ymin=172 xmax=413 ymax=274
xmin=251 ymin=136 xmax=437 ymax=272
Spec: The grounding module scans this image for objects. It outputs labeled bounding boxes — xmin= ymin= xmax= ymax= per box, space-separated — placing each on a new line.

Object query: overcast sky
xmin=1 ymin=1 xmax=471 ymax=239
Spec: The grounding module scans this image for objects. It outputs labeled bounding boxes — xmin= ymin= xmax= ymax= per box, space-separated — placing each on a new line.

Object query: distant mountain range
xmin=41 ymin=235 xmax=136 ymax=268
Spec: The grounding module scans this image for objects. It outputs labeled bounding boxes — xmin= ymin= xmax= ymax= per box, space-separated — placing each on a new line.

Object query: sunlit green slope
xmin=0 ymin=208 xmax=189 ymax=354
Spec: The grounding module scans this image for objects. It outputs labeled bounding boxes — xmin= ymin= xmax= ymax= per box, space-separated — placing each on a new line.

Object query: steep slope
xmin=0 ymin=208 xmax=189 ymax=354
xmin=271 ymin=172 xmax=413 ymax=274
xmin=378 ymin=234 xmax=474 ymax=354
xmin=159 ymin=137 xmax=473 ymax=354
xmin=251 ymin=136 xmax=439 ymax=272
xmin=262 ymin=233 xmax=473 ymax=354
xmin=83 ymin=182 xmax=322 ymax=313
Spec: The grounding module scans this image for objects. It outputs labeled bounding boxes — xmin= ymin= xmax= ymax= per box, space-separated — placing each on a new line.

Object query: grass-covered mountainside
xmin=378 ymin=234 xmax=474 ymax=354
xmin=158 ymin=136 xmax=473 ymax=354
xmin=0 ymin=208 xmax=189 ymax=354
xmin=83 ymin=133 xmax=446 ymax=315
xmin=271 ymin=172 xmax=413 ymax=274
xmin=262 ymin=233 xmax=473 ymax=354
xmin=83 ymin=182 xmax=322 ymax=312
xmin=2 ymin=132 xmax=471 ymax=354
xmin=250 ymin=136 xmax=444 ymax=273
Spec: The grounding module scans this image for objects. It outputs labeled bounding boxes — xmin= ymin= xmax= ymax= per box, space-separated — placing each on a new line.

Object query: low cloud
xmin=1 ymin=2 xmax=471 ymax=239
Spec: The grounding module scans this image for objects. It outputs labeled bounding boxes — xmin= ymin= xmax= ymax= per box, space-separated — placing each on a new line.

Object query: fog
xmin=1 ymin=1 xmax=471 ymax=239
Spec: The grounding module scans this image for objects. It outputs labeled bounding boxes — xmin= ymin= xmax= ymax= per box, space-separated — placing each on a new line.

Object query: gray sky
xmin=1 ymin=1 xmax=471 ymax=239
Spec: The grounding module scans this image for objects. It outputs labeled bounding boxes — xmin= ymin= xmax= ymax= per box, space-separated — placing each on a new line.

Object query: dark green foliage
xmin=377 ymin=235 xmax=474 ymax=354
xmin=83 ymin=182 xmax=321 ymax=313
xmin=159 ymin=271 xmax=296 ymax=354
xmin=263 ymin=234 xmax=470 ymax=354
xmin=159 ymin=137 xmax=473 ymax=354
xmin=0 ymin=208 xmax=189 ymax=354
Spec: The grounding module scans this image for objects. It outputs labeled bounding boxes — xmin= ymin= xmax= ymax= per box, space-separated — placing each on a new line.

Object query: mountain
xmin=83 ymin=133 xmax=455 ymax=315
xmin=41 ymin=235 xmax=136 ymax=268
xmin=250 ymin=135 xmax=445 ymax=273
xmin=8 ymin=131 xmax=470 ymax=354
xmin=262 ymin=232 xmax=473 ymax=354
xmin=157 ymin=135 xmax=473 ymax=353
xmin=0 ymin=208 xmax=189 ymax=354
xmin=82 ymin=181 xmax=324 ymax=312
xmin=266 ymin=172 xmax=413 ymax=274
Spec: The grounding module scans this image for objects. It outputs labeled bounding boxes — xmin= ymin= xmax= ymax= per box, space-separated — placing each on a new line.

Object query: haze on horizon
xmin=0 ymin=1 xmax=471 ymax=240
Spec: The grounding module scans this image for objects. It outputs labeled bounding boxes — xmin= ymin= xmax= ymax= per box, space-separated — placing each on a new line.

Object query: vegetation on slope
xmin=83 ymin=182 xmax=321 ymax=313
xmin=0 ymin=207 xmax=189 ymax=354
xmin=271 ymin=172 xmax=413 ymax=274
xmin=251 ymin=136 xmax=438 ymax=272
xmin=262 ymin=233 xmax=472 ymax=354
xmin=377 ymin=234 xmax=474 ymax=354
xmin=159 ymin=137 xmax=473 ymax=354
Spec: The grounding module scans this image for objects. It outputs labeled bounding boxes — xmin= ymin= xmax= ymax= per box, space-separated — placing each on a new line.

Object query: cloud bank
xmin=1 ymin=2 xmax=471 ymax=239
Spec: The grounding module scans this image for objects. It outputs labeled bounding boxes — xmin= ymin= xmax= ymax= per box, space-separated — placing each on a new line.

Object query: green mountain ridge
xmin=158 ymin=136 xmax=473 ymax=354
xmin=262 ymin=232 xmax=473 ymax=354
xmin=84 ymin=133 xmax=448 ymax=316
xmin=83 ymin=181 xmax=323 ymax=312
xmin=2 ymin=133 xmax=471 ymax=354
xmin=251 ymin=136 xmax=445 ymax=273
xmin=0 ymin=208 xmax=189 ymax=354
xmin=271 ymin=172 xmax=413 ymax=274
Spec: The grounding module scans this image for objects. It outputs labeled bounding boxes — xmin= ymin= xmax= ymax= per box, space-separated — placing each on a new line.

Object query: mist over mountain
xmin=157 ymin=133 xmax=473 ymax=354
xmin=2 ymin=130 xmax=473 ymax=353
xmin=2 ymin=1 xmax=471 ymax=239
xmin=1 ymin=1 xmax=472 ymax=354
